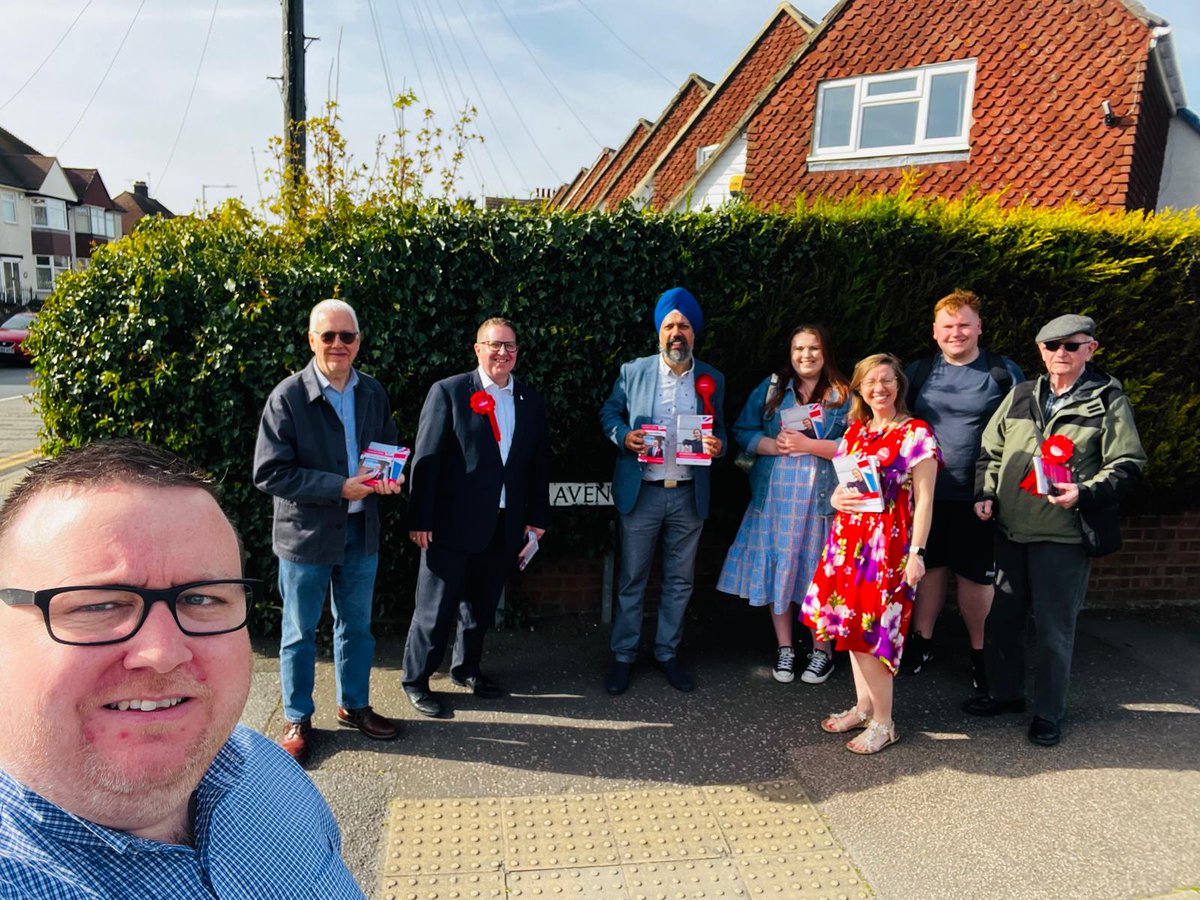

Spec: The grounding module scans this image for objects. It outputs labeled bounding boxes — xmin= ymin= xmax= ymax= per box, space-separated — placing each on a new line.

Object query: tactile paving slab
xmin=502 ymin=794 xmax=620 ymax=870
xmin=383 ymin=798 xmax=505 ymax=876
xmin=381 ymin=781 xmax=871 ymax=899
xmin=703 ymin=782 xmax=836 ymax=856
xmin=606 ymin=788 xmax=729 ymax=862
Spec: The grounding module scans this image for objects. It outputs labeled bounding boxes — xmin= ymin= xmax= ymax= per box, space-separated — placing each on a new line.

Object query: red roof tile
xmin=572 ymin=120 xmax=653 ymax=211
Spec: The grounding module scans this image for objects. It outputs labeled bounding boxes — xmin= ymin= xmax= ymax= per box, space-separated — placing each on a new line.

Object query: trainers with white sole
xmin=800 ymin=649 xmax=835 ymax=684
xmin=772 ymin=646 xmax=796 ymax=683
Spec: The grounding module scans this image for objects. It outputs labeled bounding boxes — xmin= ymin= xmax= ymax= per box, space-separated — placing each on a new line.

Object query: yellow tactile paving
xmin=381 ymin=781 xmax=871 ymax=899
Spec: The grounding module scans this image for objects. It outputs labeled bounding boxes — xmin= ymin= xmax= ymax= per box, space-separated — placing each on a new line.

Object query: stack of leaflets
xmin=638 ymin=424 xmax=667 ymax=464
xmin=833 ymin=452 xmax=884 ymax=512
xmin=675 ymin=414 xmax=713 ymax=466
xmin=780 ymin=402 xmax=824 ymax=441
xmin=1033 ymin=457 xmax=1073 ymax=496
xmin=358 ymin=442 xmax=410 ymax=487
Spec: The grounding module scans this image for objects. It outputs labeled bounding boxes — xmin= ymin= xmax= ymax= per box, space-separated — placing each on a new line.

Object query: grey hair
xmin=309 ymin=299 xmax=360 ymax=332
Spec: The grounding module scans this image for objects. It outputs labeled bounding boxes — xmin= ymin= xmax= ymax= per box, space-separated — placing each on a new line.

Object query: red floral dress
xmin=801 ymin=419 xmax=940 ymax=674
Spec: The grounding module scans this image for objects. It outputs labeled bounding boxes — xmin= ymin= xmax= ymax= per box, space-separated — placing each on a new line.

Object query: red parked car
xmin=0 ymin=312 xmax=36 ymax=363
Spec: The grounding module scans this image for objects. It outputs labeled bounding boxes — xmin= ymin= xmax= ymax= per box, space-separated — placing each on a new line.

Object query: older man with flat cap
xmin=966 ymin=314 xmax=1145 ymax=746
xmin=600 ymin=287 xmax=726 ymax=696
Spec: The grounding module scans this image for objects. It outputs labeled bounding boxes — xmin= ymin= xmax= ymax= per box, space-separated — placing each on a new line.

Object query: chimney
xmin=133 ymin=181 xmax=149 ymax=199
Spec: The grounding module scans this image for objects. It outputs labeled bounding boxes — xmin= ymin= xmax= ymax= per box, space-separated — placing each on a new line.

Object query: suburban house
xmin=0 ymin=126 xmax=123 ymax=305
xmin=551 ymin=0 xmax=1198 ymax=214
xmin=112 ymin=180 xmax=176 ymax=236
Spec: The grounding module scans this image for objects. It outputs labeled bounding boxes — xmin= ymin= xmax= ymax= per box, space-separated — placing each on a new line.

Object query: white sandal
xmin=821 ymin=706 xmax=870 ymax=734
xmin=846 ymin=719 xmax=899 ymax=754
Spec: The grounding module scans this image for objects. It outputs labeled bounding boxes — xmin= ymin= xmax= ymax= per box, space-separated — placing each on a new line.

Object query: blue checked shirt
xmin=0 ymin=725 xmax=364 ymax=899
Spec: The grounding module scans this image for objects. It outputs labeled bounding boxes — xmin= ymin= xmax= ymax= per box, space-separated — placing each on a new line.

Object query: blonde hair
xmin=848 ymin=353 xmax=909 ymax=424
xmin=477 ymin=317 xmax=517 ymax=341
xmin=933 ymin=289 xmax=980 ymax=320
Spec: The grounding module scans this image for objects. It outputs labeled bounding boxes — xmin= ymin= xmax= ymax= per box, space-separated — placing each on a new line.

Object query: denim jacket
xmin=732 ymin=375 xmax=849 ymax=516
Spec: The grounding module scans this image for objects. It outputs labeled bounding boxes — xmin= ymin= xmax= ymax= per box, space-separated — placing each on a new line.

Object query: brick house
xmin=112 ymin=180 xmax=176 ymax=236
xmin=554 ymin=0 xmax=1198 ymax=214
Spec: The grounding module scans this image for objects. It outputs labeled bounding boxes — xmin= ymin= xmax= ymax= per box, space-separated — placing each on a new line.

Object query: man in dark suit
xmin=402 ymin=317 xmax=551 ymax=717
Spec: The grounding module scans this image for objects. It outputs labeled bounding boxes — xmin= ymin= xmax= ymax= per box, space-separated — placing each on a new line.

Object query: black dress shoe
xmin=962 ymin=695 xmax=1027 ymax=716
xmin=404 ymin=688 xmax=445 ymax=718
xmin=657 ymin=657 xmax=695 ymax=693
xmin=605 ymin=660 xmax=632 ymax=696
xmin=450 ymin=673 xmax=505 ymax=699
xmin=1028 ymin=716 xmax=1061 ymax=747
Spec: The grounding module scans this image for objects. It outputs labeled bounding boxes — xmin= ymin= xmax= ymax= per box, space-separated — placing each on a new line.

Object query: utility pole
xmin=282 ymin=0 xmax=306 ymax=216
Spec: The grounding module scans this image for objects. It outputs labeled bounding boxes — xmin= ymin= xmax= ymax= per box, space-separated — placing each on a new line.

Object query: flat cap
xmin=1035 ymin=314 xmax=1095 ymax=344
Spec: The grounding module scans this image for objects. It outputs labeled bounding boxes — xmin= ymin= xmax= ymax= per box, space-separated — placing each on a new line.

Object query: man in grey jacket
xmin=253 ymin=299 xmax=402 ymax=764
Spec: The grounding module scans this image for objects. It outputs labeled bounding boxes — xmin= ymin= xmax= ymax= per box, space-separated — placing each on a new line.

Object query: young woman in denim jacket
xmin=717 ymin=324 xmax=850 ymax=685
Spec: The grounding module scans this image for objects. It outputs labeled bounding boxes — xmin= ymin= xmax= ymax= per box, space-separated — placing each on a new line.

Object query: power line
xmin=451 ymin=0 xmax=564 ymax=183
xmin=492 ymin=0 xmax=605 ymax=147
xmin=575 ymin=0 xmax=676 ymax=89
xmin=1 ymin=0 xmax=94 ymax=112
xmin=157 ymin=0 xmax=221 ymax=190
xmin=366 ymin=0 xmax=401 ymax=130
xmin=55 ymin=0 xmax=148 ymax=157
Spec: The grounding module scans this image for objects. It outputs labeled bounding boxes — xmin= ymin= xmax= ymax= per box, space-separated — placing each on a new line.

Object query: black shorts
xmin=925 ymin=500 xmax=996 ymax=585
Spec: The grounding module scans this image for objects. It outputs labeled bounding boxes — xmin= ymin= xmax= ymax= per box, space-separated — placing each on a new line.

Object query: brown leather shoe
xmin=280 ymin=720 xmax=312 ymax=764
xmin=337 ymin=705 xmax=400 ymax=740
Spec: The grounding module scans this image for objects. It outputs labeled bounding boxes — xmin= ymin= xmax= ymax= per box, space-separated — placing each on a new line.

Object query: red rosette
xmin=470 ymin=390 xmax=501 ymax=442
xmin=695 ymin=374 xmax=716 ymax=417
xmin=1042 ymin=434 xmax=1075 ymax=462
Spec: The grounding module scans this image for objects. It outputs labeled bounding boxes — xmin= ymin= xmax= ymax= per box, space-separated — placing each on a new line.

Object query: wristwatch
xmin=912 ymin=546 xmax=926 ymax=558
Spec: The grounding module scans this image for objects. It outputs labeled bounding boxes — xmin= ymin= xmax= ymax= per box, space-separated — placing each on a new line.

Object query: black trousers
xmin=401 ymin=513 xmax=509 ymax=690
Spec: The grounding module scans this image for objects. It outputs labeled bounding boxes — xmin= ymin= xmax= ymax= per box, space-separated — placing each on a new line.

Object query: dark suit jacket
xmin=408 ymin=370 xmax=550 ymax=554
xmin=253 ymin=361 xmax=398 ymax=565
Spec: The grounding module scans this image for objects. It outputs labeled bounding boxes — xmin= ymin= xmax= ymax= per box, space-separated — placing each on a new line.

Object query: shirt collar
xmin=313 ymin=365 xmax=359 ymax=393
xmin=658 ymin=355 xmax=695 ymax=378
xmin=478 ymin=367 xmax=514 ymax=394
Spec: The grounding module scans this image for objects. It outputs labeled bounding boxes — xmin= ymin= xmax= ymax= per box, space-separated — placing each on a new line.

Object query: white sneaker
xmin=772 ymin=646 xmax=796 ymax=683
xmin=800 ymin=649 xmax=835 ymax=684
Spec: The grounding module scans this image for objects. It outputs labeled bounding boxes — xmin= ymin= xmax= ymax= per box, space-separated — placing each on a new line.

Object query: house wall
xmin=1126 ymin=57 xmax=1171 ymax=211
xmin=1157 ymin=116 xmax=1200 ymax=212
xmin=681 ymin=132 xmax=748 ymax=211
xmin=746 ymin=0 xmax=1161 ymax=210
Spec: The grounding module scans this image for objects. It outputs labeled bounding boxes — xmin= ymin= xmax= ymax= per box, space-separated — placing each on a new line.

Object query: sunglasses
xmin=316 ymin=330 xmax=359 ymax=345
xmin=1043 ymin=339 xmax=1090 ymax=352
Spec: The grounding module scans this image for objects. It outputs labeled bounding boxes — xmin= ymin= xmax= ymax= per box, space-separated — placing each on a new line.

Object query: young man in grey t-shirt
xmin=904 ymin=291 xmax=1023 ymax=691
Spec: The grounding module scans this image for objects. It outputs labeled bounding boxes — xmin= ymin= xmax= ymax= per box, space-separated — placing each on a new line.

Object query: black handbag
xmin=1077 ymin=504 xmax=1122 ymax=557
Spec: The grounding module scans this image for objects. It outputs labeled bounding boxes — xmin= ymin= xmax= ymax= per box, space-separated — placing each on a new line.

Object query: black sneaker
xmin=800 ymin=649 xmax=835 ymax=684
xmin=772 ymin=646 xmax=796 ymax=683
xmin=904 ymin=633 xmax=933 ymax=675
xmin=970 ymin=649 xmax=989 ymax=694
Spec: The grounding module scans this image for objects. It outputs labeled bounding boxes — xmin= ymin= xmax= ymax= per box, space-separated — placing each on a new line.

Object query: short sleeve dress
xmin=800 ymin=418 xmax=941 ymax=674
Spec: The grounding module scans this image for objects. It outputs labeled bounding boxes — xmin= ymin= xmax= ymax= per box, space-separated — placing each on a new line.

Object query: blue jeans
xmin=611 ymin=482 xmax=704 ymax=663
xmin=278 ymin=514 xmax=378 ymax=722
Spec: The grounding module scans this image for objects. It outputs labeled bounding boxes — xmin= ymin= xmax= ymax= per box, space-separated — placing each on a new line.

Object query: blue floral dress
xmin=800 ymin=419 xmax=940 ymax=673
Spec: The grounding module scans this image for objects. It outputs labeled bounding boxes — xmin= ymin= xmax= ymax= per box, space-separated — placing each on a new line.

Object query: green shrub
xmin=27 ymin=193 xmax=1200 ymax=625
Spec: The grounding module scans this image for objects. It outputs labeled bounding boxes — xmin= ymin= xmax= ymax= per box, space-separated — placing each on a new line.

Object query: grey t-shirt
xmin=907 ymin=353 xmax=1024 ymax=501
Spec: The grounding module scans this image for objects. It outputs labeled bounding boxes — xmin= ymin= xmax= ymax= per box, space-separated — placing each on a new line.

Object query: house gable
xmin=572 ymin=120 xmax=653 ymax=212
xmin=563 ymin=147 xmax=616 ymax=211
xmin=745 ymin=0 xmax=1167 ymax=211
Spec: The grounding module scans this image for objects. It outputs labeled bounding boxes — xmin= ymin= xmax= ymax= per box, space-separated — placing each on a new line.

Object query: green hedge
xmin=28 ymin=194 xmax=1200 ymax=625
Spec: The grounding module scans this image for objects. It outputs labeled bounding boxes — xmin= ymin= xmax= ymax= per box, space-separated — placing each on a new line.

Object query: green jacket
xmin=975 ymin=365 xmax=1146 ymax=545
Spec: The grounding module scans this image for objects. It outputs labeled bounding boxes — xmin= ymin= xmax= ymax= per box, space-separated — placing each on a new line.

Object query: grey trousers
xmin=985 ymin=534 xmax=1091 ymax=723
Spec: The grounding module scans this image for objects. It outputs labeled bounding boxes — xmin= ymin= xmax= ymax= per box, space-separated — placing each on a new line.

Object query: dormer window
xmin=30 ymin=197 xmax=68 ymax=231
xmin=810 ymin=60 xmax=976 ymax=167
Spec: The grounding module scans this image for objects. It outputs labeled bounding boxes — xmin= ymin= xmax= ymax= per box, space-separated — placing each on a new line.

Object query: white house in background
xmin=0 ymin=125 xmax=122 ymax=304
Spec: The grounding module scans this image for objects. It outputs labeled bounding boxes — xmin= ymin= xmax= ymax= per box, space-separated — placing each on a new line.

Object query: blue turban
xmin=653 ymin=287 xmax=703 ymax=334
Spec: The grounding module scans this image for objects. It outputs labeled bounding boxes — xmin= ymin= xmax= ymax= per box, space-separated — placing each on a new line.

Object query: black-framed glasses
xmin=1043 ymin=340 xmax=1090 ymax=352
xmin=479 ymin=340 xmax=518 ymax=353
xmin=0 ymin=579 xmax=258 ymax=646
xmin=316 ymin=330 xmax=359 ymax=345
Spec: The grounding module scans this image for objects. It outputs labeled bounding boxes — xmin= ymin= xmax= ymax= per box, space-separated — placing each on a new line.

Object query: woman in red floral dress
xmin=801 ymin=353 xmax=940 ymax=754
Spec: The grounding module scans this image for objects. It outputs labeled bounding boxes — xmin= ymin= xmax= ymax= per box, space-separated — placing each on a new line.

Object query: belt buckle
xmin=664 ymin=479 xmax=679 ymax=489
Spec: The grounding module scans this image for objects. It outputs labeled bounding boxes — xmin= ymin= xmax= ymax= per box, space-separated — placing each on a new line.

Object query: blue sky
xmin=1 ymin=0 xmax=1196 ymax=214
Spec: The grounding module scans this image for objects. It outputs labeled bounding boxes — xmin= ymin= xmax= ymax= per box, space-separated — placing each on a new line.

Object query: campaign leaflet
xmin=833 ymin=452 xmax=884 ymax=512
xmin=780 ymin=402 xmax=824 ymax=441
xmin=518 ymin=530 xmax=539 ymax=571
xmin=1033 ymin=457 xmax=1074 ymax=496
xmin=675 ymin=414 xmax=713 ymax=466
xmin=358 ymin=442 xmax=410 ymax=487
xmin=638 ymin=424 xmax=667 ymax=464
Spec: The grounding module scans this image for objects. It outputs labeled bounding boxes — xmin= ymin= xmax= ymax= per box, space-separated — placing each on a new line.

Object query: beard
xmin=662 ymin=338 xmax=692 ymax=365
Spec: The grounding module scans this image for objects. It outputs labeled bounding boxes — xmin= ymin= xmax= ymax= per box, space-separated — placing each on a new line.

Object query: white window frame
xmin=1 ymin=260 xmax=19 ymax=303
xmin=35 ymin=254 xmax=71 ymax=293
xmin=695 ymin=143 xmax=720 ymax=171
xmin=809 ymin=59 xmax=976 ymax=164
xmin=1 ymin=191 xmax=16 ymax=225
xmin=30 ymin=197 xmax=68 ymax=231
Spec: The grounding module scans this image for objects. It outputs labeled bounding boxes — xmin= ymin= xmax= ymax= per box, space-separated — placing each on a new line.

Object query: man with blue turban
xmin=599 ymin=287 xmax=726 ymax=695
